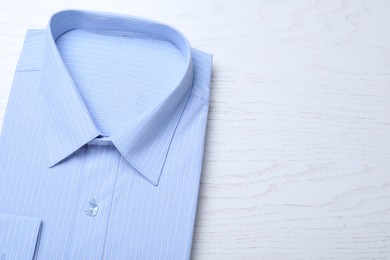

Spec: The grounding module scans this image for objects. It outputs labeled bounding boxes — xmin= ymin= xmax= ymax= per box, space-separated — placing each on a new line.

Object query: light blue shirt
xmin=0 ymin=10 xmax=212 ymax=259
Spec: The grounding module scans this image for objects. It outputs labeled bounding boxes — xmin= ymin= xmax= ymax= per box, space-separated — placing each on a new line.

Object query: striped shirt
xmin=0 ymin=10 xmax=212 ymax=259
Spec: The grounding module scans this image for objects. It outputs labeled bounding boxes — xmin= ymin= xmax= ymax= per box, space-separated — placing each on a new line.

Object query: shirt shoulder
xmin=15 ymin=29 xmax=46 ymax=72
xmin=191 ymin=48 xmax=213 ymax=101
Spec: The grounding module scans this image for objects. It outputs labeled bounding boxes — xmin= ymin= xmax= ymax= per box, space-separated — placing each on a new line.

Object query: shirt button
xmin=85 ymin=198 xmax=99 ymax=217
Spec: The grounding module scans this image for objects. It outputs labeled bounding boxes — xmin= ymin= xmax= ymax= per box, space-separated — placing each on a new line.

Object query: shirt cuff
xmin=0 ymin=213 xmax=42 ymax=260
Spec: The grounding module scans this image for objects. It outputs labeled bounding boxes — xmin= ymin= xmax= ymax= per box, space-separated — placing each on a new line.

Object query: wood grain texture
xmin=1 ymin=0 xmax=390 ymax=259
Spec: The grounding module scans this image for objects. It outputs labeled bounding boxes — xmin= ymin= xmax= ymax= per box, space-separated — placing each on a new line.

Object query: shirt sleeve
xmin=0 ymin=213 xmax=42 ymax=260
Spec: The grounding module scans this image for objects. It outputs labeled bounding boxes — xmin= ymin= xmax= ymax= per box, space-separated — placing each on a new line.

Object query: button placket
xmin=69 ymin=142 xmax=120 ymax=259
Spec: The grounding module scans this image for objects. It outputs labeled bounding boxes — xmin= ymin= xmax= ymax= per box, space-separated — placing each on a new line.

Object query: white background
xmin=1 ymin=0 xmax=390 ymax=259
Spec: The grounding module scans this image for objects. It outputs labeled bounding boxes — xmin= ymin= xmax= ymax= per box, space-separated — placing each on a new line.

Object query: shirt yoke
xmin=16 ymin=29 xmax=46 ymax=72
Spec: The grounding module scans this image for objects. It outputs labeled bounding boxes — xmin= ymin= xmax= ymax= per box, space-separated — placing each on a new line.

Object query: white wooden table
xmin=1 ymin=1 xmax=390 ymax=259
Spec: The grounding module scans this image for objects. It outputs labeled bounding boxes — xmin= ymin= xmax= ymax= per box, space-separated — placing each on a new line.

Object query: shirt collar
xmin=40 ymin=10 xmax=194 ymax=185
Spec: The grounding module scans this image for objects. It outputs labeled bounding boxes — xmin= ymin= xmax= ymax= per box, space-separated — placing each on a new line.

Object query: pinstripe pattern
xmin=0 ymin=10 xmax=212 ymax=259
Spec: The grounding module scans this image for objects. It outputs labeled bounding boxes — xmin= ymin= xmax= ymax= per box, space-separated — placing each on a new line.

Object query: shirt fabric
xmin=0 ymin=10 xmax=212 ymax=260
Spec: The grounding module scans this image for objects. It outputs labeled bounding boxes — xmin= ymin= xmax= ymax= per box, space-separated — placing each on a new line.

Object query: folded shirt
xmin=0 ymin=9 xmax=212 ymax=260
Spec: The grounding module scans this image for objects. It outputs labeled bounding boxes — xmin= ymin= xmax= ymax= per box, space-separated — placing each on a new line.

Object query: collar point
xmin=148 ymin=177 xmax=160 ymax=186
xmin=47 ymin=159 xmax=60 ymax=169
xmin=136 ymin=167 xmax=161 ymax=186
